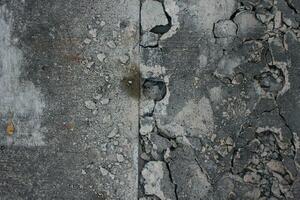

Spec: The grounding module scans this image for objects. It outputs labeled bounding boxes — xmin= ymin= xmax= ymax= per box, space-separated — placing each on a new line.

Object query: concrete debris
xmin=116 ymin=154 xmax=125 ymax=162
xmin=107 ymin=40 xmax=116 ymax=48
xmin=234 ymin=11 xmax=266 ymax=40
xmin=141 ymin=0 xmax=168 ymax=32
xmin=100 ymin=20 xmax=106 ymax=27
xmin=140 ymin=116 xmax=154 ymax=136
xmin=142 ymin=161 xmax=176 ymax=200
xmin=86 ymin=61 xmax=94 ymax=68
xmin=100 ymin=98 xmax=110 ymax=105
xmin=2 ymin=0 xmax=300 ymax=199
xmin=89 ymin=28 xmax=97 ymax=38
xmin=84 ymin=100 xmax=97 ymax=110
xmin=108 ymin=127 xmax=118 ymax=138
xmin=119 ymin=54 xmax=130 ymax=64
xmin=140 ymin=31 xmax=159 ymax=47
xmin=83 ymin=38 xmax=92 ymax=44
xmin=100 ymin=167 xmax=109 ymax=176
xmin=169 ymin=147 xmax=212 ymax=199
xmin=97 ymin=53 xmax=106 ymax=62
xmin=213 ymin=20 xmax=237 ymax=38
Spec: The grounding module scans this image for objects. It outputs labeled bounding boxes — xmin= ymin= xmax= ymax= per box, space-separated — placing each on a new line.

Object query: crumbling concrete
xmin=1 ymin=0 xmax=300 ymax=199
xmin=139 ymin=0 xmax=300 ymax=199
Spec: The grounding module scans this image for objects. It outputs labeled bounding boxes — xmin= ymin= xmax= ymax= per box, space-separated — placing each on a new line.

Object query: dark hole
xmin=142 ymin=78 xmax=166 ymax=101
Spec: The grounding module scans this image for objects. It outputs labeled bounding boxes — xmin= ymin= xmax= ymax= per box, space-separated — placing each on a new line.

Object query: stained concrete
xmin=0 ymin=0 xmax=139 ymax=199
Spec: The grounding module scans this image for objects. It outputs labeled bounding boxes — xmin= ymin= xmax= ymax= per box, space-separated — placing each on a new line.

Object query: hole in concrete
xmin=254 ymin=65 xmax=284 ymax=94
xmin=142 ymin=78 xmax=167 ymax=101
xmin=150 ymin=24 xmax=171 ymax=34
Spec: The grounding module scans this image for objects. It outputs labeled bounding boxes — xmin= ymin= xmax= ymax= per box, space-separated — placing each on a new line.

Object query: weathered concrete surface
xmin=0 ymin=0 xmax=139 ymax=199
xmin=139 ymin=0 xmax=300 ymax=199
xmin=1 ymin=0 xmax=300 ymax=200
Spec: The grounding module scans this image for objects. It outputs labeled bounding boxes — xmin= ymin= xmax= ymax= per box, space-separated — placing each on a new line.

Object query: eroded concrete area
xmin=139 ymin=0 xmax=300 ymax=199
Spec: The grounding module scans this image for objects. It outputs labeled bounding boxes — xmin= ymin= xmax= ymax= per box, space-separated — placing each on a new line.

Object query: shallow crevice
xmin=277 ymin=106 xmax=297 ymax=156
xmin=139 ymin=43 xmax=159 ymax=48
xmin=284 ymin=0 xmax=298 ymax=14
xmin=165 ymin=161 xmax=179 ymax=200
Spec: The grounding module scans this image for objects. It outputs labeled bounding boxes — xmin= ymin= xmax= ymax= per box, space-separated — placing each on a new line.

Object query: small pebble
xmin=100 ymin=167 xmax=109 ymax=176
xmin=116 ymin=154 xmax=125 ymax=162
xmin=119 ymin=54 xmax=129 ymax=64
xmin=93 ymin=94 xmax=103 ymax=100
xmin=83 ymin=38 xmax=91 ymax=44
xmin=101 ymin=98 xmax=110 ymax=105
xmin=85 ymin=100 xmax=96 ymax=110
xmin=89 ymin=29 xmax=97 ymax=38
xmin=86 ymin=62 xmax=94 ymax=68
xmin=100 ymin=21 xmax=106 ymax=27
xmin=107 ymin=40 xmax=116 ymax=48
xmin=108 ymin=127 xmax=118 ymax=138
xmin=97 ymin=53 xmax=106 ymax=62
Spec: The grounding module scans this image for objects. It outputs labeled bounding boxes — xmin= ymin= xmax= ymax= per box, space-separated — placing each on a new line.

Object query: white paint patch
xmin=0 ymin=5 xmax=45 ymax=146
xmin=160 ymin=0 xmax=180 ymax=40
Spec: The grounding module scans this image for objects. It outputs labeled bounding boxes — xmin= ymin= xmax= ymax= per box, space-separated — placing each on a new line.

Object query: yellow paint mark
xmin=6 ymin=119 xmax=14 ymax=136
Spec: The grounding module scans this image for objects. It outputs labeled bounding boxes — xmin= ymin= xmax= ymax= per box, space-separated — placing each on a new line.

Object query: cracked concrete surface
xmin=1 ymin=0 xmax=300 ymax=199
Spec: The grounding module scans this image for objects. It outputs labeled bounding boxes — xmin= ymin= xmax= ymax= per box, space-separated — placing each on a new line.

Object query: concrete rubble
xmin=139 ymin=0 xmax=300 ymax=199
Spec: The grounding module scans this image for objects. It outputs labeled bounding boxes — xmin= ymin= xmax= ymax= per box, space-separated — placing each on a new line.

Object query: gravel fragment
xmin=83 ymin=38 xmax=91 ymax=44
xmin=213 ymin=20 xmax=237 ymax=38
xmin=141 ymin=0 xmax=168 ymax=32
xmin=85 ymin=100 xmax=96 ymax=110
xmin=89 ymin=28 xmax=97 ymax=38
xmin=107 ymin=40 xmax=116 ymax=48
xmin=119 ymin=54 xmax=130 ymax=64
xmin=108 ymin=127 xmax=118 ymax=138
xmin=97 ymin=53 xmax=106 ymax=62
xmin=116 ymin=154 xmax=125 ymax=162
xmin=101 ymin=98 xmax=110 ymax=105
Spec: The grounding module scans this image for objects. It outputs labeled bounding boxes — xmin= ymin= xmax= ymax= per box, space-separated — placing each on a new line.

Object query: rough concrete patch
xmin=142 ymin=161 xmax=176 ymax=200
xmin=209 ymin=86 xmax=223 ymax=103
xmin=213 ymin=19 xmax=237 ymax=38
xmin=0 ymin=6 xmax=45 ymax=146
xmin=174 ymin=97 xmax=214 ymax=137
xmin=141 ymin=0 xmax=169 ymax=32
xmin=214 ymin=54 xmax=243 ymax=78
xmin=186 ymin=0 xmax=236 ymax=36
xmin=140 ymin=32 xmax=159 ymax=47
xmin=160 ymin=0 xmax=180 ymax=40
xmin=234 ymin=11 xmax=266 ymax=40
xmin=169 ymin=146 xmax=212 ymax=199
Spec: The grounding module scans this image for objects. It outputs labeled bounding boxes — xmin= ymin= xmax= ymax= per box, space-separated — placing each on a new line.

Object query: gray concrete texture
xmin=1 ymin=0 xmax=300 ymax=199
